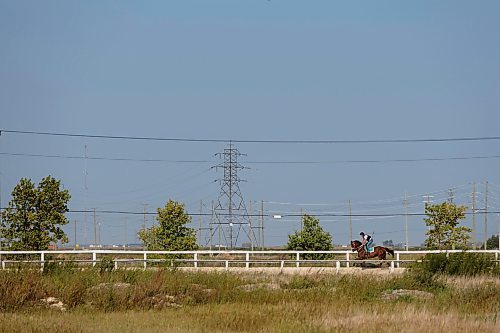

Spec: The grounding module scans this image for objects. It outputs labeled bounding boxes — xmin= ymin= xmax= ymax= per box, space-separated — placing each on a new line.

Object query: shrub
xmin=97 ymin=257 xmax=115 ymax=273
xmin=412 ymin=252 xmax=499 ymax=277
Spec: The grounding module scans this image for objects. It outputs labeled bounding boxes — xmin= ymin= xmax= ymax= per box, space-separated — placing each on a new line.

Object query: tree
xmin=0 ymin=176 xmax=71 ymax=250
xmin=287 ymin=214 xmax=333 ymax=259
xmin=486 ymin=234 xmax=499 ymax=249
xmin=382 ymin=240 xmax=394 ymax=247
xmin=138 ymin=199 xmax=198 ymax=251
xmin=424 ymin=202 xmax=471 ymax=249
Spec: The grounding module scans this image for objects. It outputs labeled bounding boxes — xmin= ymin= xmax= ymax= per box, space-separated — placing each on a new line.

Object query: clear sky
xmin=1 ymin=0 xmax=499 ymax=248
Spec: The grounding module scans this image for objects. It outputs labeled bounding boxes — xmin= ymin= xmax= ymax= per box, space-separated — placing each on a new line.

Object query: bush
xmin=97 ymin=257 xmax=115 ymax=273
xmin=287 ymin=214 xmax=333 ymax=260
xmin=412 ymin=252 xmax=499 ymax=277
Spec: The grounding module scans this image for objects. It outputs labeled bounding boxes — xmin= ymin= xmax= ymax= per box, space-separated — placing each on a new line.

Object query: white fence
xmin=0 ymin=249 xmax=498 ymax=273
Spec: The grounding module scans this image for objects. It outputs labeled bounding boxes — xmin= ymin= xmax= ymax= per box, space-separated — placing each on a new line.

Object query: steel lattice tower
xmin=212 ymin=143 xmax=257 ymax=249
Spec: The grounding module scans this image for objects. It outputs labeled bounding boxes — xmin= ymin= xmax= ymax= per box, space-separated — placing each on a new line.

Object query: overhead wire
xmin=3 ymin=151 xmax=500 ymax=164
xmin=59 ymin=209 xmax=500 ymax=218
xmin=3 ymin=129 xmax=500 ymax=144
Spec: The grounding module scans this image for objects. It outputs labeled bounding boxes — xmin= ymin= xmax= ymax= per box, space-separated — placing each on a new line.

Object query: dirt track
xmin=177 ymin=266 xmax=407 ymax=275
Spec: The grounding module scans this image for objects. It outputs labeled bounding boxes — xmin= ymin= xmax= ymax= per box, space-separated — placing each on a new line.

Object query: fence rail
xmin=0 ymin=249 xmax=498 ymax=273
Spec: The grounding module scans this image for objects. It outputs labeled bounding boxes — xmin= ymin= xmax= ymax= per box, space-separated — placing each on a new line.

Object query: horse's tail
xmin=385 ymin=248 xmax=394 ymax=256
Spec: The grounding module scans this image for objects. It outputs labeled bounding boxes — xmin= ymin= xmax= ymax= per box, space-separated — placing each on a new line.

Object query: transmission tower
xmin=211 ymin=143 xmax=258 ymax=249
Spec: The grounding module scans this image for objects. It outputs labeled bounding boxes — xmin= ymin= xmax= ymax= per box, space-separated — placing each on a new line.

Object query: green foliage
xmin=424 ymin=202 xmax=471 ymax=249
xmin=0 ymin=176 xmax=71 ymax=250
xmin=486 ymin=234 xmax=499 ymax=249
xmin=98 ymin=257 xmax=115 ymax=273
xmin=286 ymin=214 xmax=333 ymax=259
xmin=382 ymin=239 xmax=394 ymax=247
xmin=412 ymin=253 xmax=499 ymax=277
xmin=138 ymin=200 xmax=198 ymax=251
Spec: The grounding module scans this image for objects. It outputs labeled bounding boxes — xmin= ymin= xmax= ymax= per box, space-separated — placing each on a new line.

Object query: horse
xmin=350 ymin=240 xmax=394 ymax=266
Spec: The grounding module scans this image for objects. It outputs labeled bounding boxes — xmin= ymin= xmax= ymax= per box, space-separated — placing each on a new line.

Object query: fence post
xmin=396 ymin=252 xmax=400 ymax=268
xmin=225 ymin=260 xmax=229 ymax=270
xmin=114 ymin=260 xmax=118 ymax=270
xmin=143 ymin=253 xmax=147 ymax=270
xmin=390 ymin=260 xmax=395 ymax=273
xmin=1 ymin=260 xmax=4 ymax=270
xmin=280 ymin=260 xmax=284 ymax=272
xmin=245 ymin=252 xmax=250 ymax=269
xmin=296 ymin=253 xmax=300 ymax=268
xmin=336 ymin=260 xmax=340 ymax=274
xmin=92 ymin=251 xmax=97 ymax=267
xmin=40 ymin=252 xmax=45 ymax=270
xmin=346 ymin=252 xmax=350 ymax=268
xmin=194 ymin=253 xmax=198 ymax=268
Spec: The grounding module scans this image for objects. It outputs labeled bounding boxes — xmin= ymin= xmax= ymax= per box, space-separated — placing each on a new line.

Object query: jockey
xmin=360 ymin=232 xmax=373 ymax=253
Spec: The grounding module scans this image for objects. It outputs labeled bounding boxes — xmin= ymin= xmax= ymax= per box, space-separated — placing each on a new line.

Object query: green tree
xmin=424 ymin=202 xmax=471 ymax=249
xmin=382 ymin=239 xmax=394 ymax=247
xmin=486 ymin=234 xmax=499 ymax=249
xmin=0 ymin=176 xmax=71 ymax=250
xmin=138 ymin=199 xmax=198 ymax=251
xmin=287 ymin=214 xmax=333 ymax=259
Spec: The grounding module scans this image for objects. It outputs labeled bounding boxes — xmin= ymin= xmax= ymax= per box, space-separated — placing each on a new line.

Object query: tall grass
xmin=412 ymin=253 xmax=500 ymax=277
xmin=0 ymin=263 xmax=498 ymax=332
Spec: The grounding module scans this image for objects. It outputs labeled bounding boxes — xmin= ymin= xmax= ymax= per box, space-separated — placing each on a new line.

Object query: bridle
xmin=351 ymin=242 xmax=365 ymax=252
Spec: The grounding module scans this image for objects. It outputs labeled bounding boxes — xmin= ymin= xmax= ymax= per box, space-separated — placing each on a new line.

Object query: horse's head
xmin=350 ymin=240 xmax=362 ymax=251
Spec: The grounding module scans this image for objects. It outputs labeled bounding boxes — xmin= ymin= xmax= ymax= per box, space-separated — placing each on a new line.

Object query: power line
xmin=3 ymin=151 xmax=500 ymax=164
xmin=264 ymin=184 xmax=469 ymax=208
xmin=0 ymin=152 xmax=212 ymax=163
xmin=3 ymin=129 xmax=500 ymax=144
xmin=58 ymin=209 xmax=500 ymax=218
xmin=246 ymin=156 xmax=500 ymax=164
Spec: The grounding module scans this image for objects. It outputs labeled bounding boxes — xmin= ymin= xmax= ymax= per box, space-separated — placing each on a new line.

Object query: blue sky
xmin=1 ymin=1 xmax=499 ymax=247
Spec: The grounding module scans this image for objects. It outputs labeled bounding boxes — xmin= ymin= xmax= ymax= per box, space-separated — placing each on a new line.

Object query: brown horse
xmin=350 ymin=240 xmax=394 ymax=261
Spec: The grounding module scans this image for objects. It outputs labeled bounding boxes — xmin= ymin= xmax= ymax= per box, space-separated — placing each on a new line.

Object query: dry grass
xmin=0 ymin=267 xmax=498 ymax=332
xmin=316 ymin=306 xmax=499 ymax=333
xmin=0 ymin=303 xmax=498 ymax=333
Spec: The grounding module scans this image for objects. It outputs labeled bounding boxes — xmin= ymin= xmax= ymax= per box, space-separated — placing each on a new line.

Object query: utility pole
xmin=422 ymin=194 xmax=434 ymax=233
xmin=484 ymin=181 xmax=488 ymax=250
xmin=447 ymin=188 xmax=454 ymax=203
xmin=209 ymin=200 xmax=214 ymax=250
xmin=198 ymin=200 xmax=202 ymax=247
xmin=142 ymin=204 xmax=148 ymax=250
xmin=93 ymin=208 xmax=97 ymax=247
xmin=74 ymin=220 xmax=77 ymax=250
xmin=404 ymin=192 xmax=408 ymax=251
xmin=348 ymin=200 xmax=352 ymax=242
xmin=261 ymin=200 xmax=264 ymax=250
xmin=213 ymin=143 xmax=256 ymax=248
xmin=472 ymin=182 xmax=476 ymax=249
xmin=301 ymin=208 xmax=304 ymax=232
xmin=83 ymin=145 xmax=89 ymax=246
xmin=249 ymin=200 xmax=253 ymax=250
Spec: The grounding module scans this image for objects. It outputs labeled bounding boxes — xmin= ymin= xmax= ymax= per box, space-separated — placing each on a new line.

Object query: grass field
xmin=0 ymin=258 xmax=499 ymax=332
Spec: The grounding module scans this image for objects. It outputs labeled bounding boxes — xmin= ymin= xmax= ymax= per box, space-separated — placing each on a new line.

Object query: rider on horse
xmin=360 ymin=232 xmax=373 ymax=253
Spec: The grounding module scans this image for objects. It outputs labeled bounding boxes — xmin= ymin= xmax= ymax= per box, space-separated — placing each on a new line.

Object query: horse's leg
xmin=379 ymin=250 xmax=386 ymax=267
xmin=382 ymin=251 xmax=390 ymax=267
